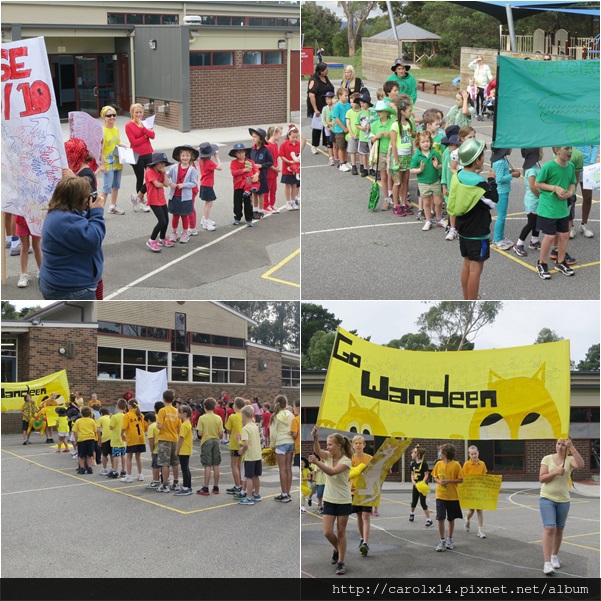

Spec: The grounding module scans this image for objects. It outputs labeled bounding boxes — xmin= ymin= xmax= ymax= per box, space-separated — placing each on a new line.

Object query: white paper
xmin=117 ymin=146 xmax=138 ymax=165
xmin=582 ymin=163 xmax=600 ymax=191
xmin=142 ymin=114 xmax=156 ymax=129
xmin=311 ymin=114 xmax=322 ymax=130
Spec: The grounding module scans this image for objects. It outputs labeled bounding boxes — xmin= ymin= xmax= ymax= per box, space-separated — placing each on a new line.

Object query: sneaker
xmin=403 ymin=205 xmax=414 ymax=215
xmin=189 ymin=228 xmax=199 ymax=236
xmin=246 ymin=221 xmax=254 ymax=227
xmin=156 ymin=484 xmax=170 ymax=492
xmin=351 ymin=165 xmax=358 ymax=175
xmin=445 ymin=227 xmax=458 ymax=241
xmin=328 ymin=156 xmax=335 ymax=166
xmin=17 ymin=273 xmax=30 ymax=288
xmin=108 ymin=205 xmax=125 ymax=215
xmin=543 ymin=561 xmax=555 ymax=575
xmin=435 ymin=540 xmax=446 ymax=552
xmin=252 ymin=494 xmax=262 ymax=502
xmin=477 ymin=530 xmax=487 ymax=539
xmin=170 ymin=482 xmax=180 ymax=491
xmin=145 ymin=481 xmax=160 ymax=489
xmin=23 ymin=441 xmax=27 ymax=445
xmin=339 ymin=164 xmax=351 ymax=172
xmin=392 ymin=205 xmax=406 ymax=216
xmin=381 ymin=197 xmax=391 ymax=211
xmin=369 ymin=168 xmax=376 ymax=176
xmin=425 ymin=519 xmax=433 ymax=528
xmin=274 ymin=494 xmax=285 ymax=502
xmin=416 ymin=209 xmax=425 ymax=221
xmin=550 ymin=555 xmax=561 ymax=569
xmin=569 ymin=227 xmax=575 ymax=239
xmin=139 ymin=203 xmax=151 ymax=213
xmin=233 ymin=492 xmax=246 ymax=500
xmin=108 ymin=470 xmax=119 ymax=478
xmin=465 ymin=520 xmax=470 ymax=532
xmin=286 ymin=201 xmax=296 ymax=211
xmin=137 ymin=474 xmax=144 ymax=481
xmin=359 ymin=542 xmax=369 ymax=557
xmin=196 ymin=487 xmax=210 ymax=496
xmin=555 ymin=261 xmax=575 ymax=276
xmin=536 ymin=261 xmax=551 ymax=280
xmin=232 ymin=219 xmax=240 ymax=225
xmin=212 ymin=486 xmax=220 ymax=494
xmin=238 ymin=496 xmax=255 ymax=505
xmin=311 ymin=145 xmax=319 ymax=155
xmin=86 ymin=467 xmax=93 ymax=474
xmin=146 ymin=240 xmax=162 ymax=252
xmin=99 ymin=468 xmax=108 ymax=476
xmin=445 ymin=537 xmax=454 ymax=550
xmin=174 ymin=488 xmax=193 ymax=496
xmin=360 ymin=167 xmax=368 ymax=177
xmin=226 ymin=486 xmax=242 ymax=495
xmin=9 ymin=241 xmax=21 ymax=256
xmin=563 ymin=252 xmax=576 ymax=265
xmin=159 ymin=238 xmax=175 ymax=248
xmin=318 ymin=507 xmax=324 ymax=514
xmin=77 ymin=467 xmax=86 ymax=474
xmin=335 ymin=562 xmax=346 ymax=575
xmin=513 ymin=243 xmax=527 ymax=257
xmin=435 ymin=218 xmax=447 ymax=228
xmin=334 ymin=160 xmax=340 ymax=168
xmin=528 ymin=240 xmax=541 ymax=250
xmin=280 ymin=494 xmax=292 ymax=503
xmin=422 ymin=220 xmax=432 ymax=231
xmin=579 ymin=223 xmax=594 ymax=238
xmin=409 ymin=513 xmax=415 ymax=522
xmin=130 ymin=194 xmax=140 ymax=210
xmin=62 ymin=449 xmax=70 ymax=453
xmin=307 ymin=498 xmax=312 ymax=506
xmin=71 ymin=452 xmax=78 ymax=459
xmin=169 ymin=231 xmax=178 ymax=242
xmin=202 ymin=220 xmax=216 ymax=231
xmin=331 ymin=550 xmax=339 ymax=565
xmin=492 ymin=239 xmax=513 ymax=251
xmin=300 ymin=505 xmax=306 ymax=512
xmin=121 ymin=475 xmax=134 ymax=483
xmin=120 ymin=470 xmax=126 ymax=477
xmin=179 ymin=233 xmax=190 ymax=244
xmin=372 ymin=509 xmax=379 ymax=516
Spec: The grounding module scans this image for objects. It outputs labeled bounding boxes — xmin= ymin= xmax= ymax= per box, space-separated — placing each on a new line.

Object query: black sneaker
xmin=23 ymin=441 xmax=27 ymax=445
xmin=86 ymin=467 xmax=93 ymax=474
xmin=226 ymin=486 xmax=242 ymax=495
xmin=331 ymin=550 xmax=339 ymax=565
xmin=369 ymin=168 xmax=376 ymax=176
xmin=359 ymin=542 xmax=369 ymax=557
xmin=351 ymin=165 xmax=358 ymax=175
xmin=77 ymin=467 xmax=85 ymax=474
xmin=360 ymin=168 xmax=368 ymax=177
xmin=409 ymin=514 xmax=415 ymax=522
xmin=120 ymin=470 xmax=126 ymax=477
xmin=335 ymin=562 xmax=346 ymax=575
xmin=307 ymin=498 xmax=312 ymax=506
xmin=536 ymin=261 xmax=551 ymax=280
xmin=563 ymin=252 xmax=576 ymax=265
xmin=555 ymin=261 xmax=575 ymax=276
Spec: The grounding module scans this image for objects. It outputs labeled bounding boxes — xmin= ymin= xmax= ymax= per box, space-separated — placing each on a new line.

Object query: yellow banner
xmin=318 ymin=328 xmax=570 ymax=440
xmin=458 ymin=474 xmax=503 ymax=510
xmin=353 ymin=438 xmax=412 ymax=506
xmin=1 ymin=370 xmax=70 ymax=412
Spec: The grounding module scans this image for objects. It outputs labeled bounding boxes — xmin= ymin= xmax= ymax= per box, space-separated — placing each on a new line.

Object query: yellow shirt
xmin=157 ymin=405 xmax=181 ymax=442
xmin=291 ymin=414 xmax=301 ymax=454
xmin=198 ymin=412 xmax=223 ymax=445
xmin=178 ymin=421 xmax=193 ymax=456
xmin=122 ymin=410 xmax=146 ymax=446
xmin=56 ymin=414 xmax=69 ymax=433
xmin=109 ymin=412 xmax=126 ymax=448
xmin=323 ymin=455 xmax=352 ymax=504
xmin=72 ymin=417 xmax=97 ymax=442
xmin=226 ymin=413 xmax=243 ymax=451
xmin=270 ymin=409 xmax=294 ymax=446
xmin=540 ymin=455 xmax=574 ymax=503
xmin=463 ymin=459 xmax=487 ymax=475
xmin=241 ymin=422 xmax=261 ymax=462
xmin=432 ymin=460 xmax=463 ymax=501
xmin=102 ymin=125 xmax=123 ymax=171
xmin=147 ymin=422 xmax=159 ymax=454
xmin=351 ymin=453 xmax=372 ymax=493
xmin=96 ymin=414 xmax=112 ymax=443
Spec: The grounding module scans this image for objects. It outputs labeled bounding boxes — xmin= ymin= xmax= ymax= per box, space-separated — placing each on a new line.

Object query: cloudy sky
xmin=313 ymin=1 xmax=385 ymax=19
xmin=314 ymin=301 xmax=600 ymax=365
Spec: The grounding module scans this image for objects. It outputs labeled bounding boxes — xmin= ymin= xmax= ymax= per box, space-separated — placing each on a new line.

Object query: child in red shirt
xmin=265 ymin=126 xmax=282 ymax=213
xmin=279 ymin=125 xmax=301 ymax=211
xmin=145 ymin=152 xmax=173 ymax=253
xmin=229 ymin=143 xmax=258 ymax=227
xmin=167 ymin=145 xmax=199 ymax=245
xmin=198 ymin=141 xmax=222 ymax=232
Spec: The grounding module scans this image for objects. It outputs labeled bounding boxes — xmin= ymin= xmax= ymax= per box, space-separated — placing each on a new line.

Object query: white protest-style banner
xmin=135 ymin=368 xmax=168 ymax=411
xmin=68 ymin=111 xmax=104 ymax=163
xmin=1 ymin=37 xmax=67 ymax=236
xmin=582 ymin=163 xmax=600 ymax=191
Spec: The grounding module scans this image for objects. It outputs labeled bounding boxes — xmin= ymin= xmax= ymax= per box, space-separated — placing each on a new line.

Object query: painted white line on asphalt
xmin=2 ymin=482 xmax=89 ymax=495
xmin=303 ymin=221 xmax=433 ymax=235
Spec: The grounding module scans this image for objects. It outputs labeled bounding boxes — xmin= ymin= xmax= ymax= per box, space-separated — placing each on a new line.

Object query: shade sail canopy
xmin=449 ymin=1 xmax=600 ymax=23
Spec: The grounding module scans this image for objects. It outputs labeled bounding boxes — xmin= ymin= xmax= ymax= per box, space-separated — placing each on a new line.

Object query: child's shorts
xmin=158 ymin=440 xmax=178 ymax=467
xmin=69 ymin=432 xmax=77 ymax=443
xmin=435 ymin=498 xmax=462 ymax=521
xmin=126 ymin=444 xmax=146 ymax=455
xmin=323 ymin=501 xmax=353 ymax=516
xmin=358 ymin=141 xmax=370 ymax=156
xmin=418 ymin=181 xmax=443 ymax=198
xmin=347 ymin=136 xmax=359 ymax=154
xmin=244 ymin=459 xmax=262 ymax=479
xmin=101 ymin=440 xmax=112 ymax=457
xmin=230 ymin=449 xmax=241 ymax=458
xmin=459 ymin=236 xmax=490 ymax=262
xmin=102 ymin=168 xmax=122 ymax=194
xmin=316 ymin=484 xmax=325 ymax=499
xmin=151 ymin=453 xmax=159 ymax=469
xmin=567 ymin=194 xmax=576 ymax=221
xmin=57 ymin=431 xmax=69 ymax=439
xmin=201 ymin=438 xmax=221 ymax=467
xmin=329 ymin=131 xmax=336 ymax=147
xmin=14 ymin=215 xmax=39 ymax=238
xmin=111 ymin=446 xmax=126 ymax=457
xmin=373 ymin=153 xmax=388 ymax=174
xmin=77 ymin=439 xmax=95 ymax=458
xmin=275 ymin=443 xmax=295 ymax=455
xmin=536 ymin=215 xmax=569 ymax=236
xmin=200 ymin=186 xmax=216 ymax=202
xmin=334 ymin=133 xmax=347 ymax=151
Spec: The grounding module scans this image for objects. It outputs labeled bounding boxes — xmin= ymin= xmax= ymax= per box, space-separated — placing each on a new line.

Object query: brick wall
xmin=135 ymin=98 xmax=182 ymax=131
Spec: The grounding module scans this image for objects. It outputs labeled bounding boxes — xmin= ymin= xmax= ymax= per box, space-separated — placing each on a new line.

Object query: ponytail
xmin=129 ymin=399 xmax=141 ymax=419
xmin=329 ymin=433 xmax=352 ymax=459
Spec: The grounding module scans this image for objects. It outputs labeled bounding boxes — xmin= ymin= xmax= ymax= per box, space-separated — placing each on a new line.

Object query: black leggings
xmin=476 ymin=87 xmax=486 ymax=116
xmin=179 ymin=455 xmax=191 ymax=489
xmin=411 ymin=485 xmax=428 ymax=510
xmin=150 ymin=205 xmax=169 ymax=240
xmin=132 ymin=153 xmax=153 ymax=195
xmin=519 ymin=212 xmax=540 ymax=242
xmin=311 ymin=126 xmax=325 ymax=148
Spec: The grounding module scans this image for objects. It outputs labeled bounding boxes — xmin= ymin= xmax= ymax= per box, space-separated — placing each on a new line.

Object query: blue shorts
xmin=275 ymin=443 xmax=294 ymax=455
xmin=111 ymin=446 xmax=126 ymax=457
xmin=102 ymin=168 xmax=123 ymax=194
xmin=316 ymin=484 xmax=325 ymax=500
xmin=540 ymin=496 xmax=570 ymax=528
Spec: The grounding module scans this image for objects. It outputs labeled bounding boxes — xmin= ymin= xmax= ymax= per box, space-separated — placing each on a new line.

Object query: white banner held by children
xmin=135 ymin=368 xmax=168 ymax=411
xmin=68 ymin=111 xmax=104 ymax=163
xmin=1 ymin=37 xmax=67 ymax=236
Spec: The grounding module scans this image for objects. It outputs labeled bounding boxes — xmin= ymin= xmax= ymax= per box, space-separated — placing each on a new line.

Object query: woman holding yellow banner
xmin=21 ymin=394 xmax=38 ymax=445
xmin=309 ymin=426 xmax=352 ymax=576
xmin=539 ymin=438 xmax=584 ymax=575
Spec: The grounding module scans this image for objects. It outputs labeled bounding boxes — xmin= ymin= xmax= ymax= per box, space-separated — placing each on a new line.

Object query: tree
xmin=386 ymin=332 xmax=435 ymax=351
xmin=300 ymin=2 xmax=341 ymax=55
xmin=577 ymin=344 xmax=600 ymax=371
xmin=300 ymin=303 xmax=342 ymax=356
xmin=339 ymin=1 xmax=378 ymax=57
xmin=417 ymin=301 xmax=502 ymax=351
xmin=303 ymin=331 xmax=336 ymax=370
xmin=534 ymin=328 xmax=564 ymax=345
xmin=1 ymin=302 xmax=42 ymax=320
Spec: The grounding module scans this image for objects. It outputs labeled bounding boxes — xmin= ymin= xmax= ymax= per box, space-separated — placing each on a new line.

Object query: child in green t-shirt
xmin=345 ymin=93 xmax=362 ymax=176
xmin=369 ymin=100 xmax=395 ymax=210
xmin=356 ymin=94 xmax=373 ymax=177
xmin=320 ymin=92 xmax=336 ymax=166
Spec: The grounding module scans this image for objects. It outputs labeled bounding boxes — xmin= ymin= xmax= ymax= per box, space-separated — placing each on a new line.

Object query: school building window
xmin=243 ymin=51 xmax=283 ymax=66
xmin=189 ymin=51 xmax=234 ymax=68
xmin=196 ymin=16 xmax=299 ymax=28
xmin=1 ymin=337 xmax=17 ymax=383
xmin=570 ymin=407 xmax=600 ymax=422
xmin=107 ymin=13 xmax=179 ymax=25
xmin=98 ymin=347 xmax=168 ymax=380
xmin=471 ymin=440 xmax=525 ymax=473
xmin=282 ymin=364 xmax=300 ymax=387
xmin=98 ymin=321 xmax=169 ymax=341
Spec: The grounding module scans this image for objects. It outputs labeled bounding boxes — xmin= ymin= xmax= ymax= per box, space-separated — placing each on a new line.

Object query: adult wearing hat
xmin=468 ymin=56 xmax=493 ymax=120
xmin=307 ymin=62 xmax=335 ymax=153
xmin=145 ymin=152 xmax=173 ymax=252
xmin=386 ymin=58 xmax=417 ymax=104
xmin=490 ymin=147 xmax=520 ymax=252
xmin=248 ymin=128 xmax=274 ymax=219
xmin=229 ymin=143 xmax=255 ymax=226
xmin=126 ymin=103 xmax=155 ymax=212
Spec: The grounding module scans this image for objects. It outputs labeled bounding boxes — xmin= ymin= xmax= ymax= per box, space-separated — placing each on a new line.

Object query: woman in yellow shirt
xmin=99 ymin=105 xmax=125 ymax=215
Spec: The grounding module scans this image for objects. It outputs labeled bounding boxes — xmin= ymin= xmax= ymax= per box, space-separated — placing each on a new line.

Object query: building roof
xmin=369 ymin=21 xmax=440 ymax=42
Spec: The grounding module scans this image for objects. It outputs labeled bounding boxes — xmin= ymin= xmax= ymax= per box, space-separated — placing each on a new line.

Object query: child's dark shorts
xmin=230 ymin=449 xmax=241 ymax=458
xmin=460 ymin=236 xmax=490 ymax=262
xmin=536 ymin=215 xmax=569 ymax=236
xmin=200 ymin=186 xmax=216 ymax=202
xmin=77 ymin=439 xmax=95 ymax=458
xmin=243 ymin=459 xmax=262 ymax=479
xmin=567 ymin=195 xmax=576 ymax=221
xmin=335 ymin=133 xmax=347 ymax=151
xmin=101 ymin=440 xmax=112 ymax=457
xmin=323 ymin=501 xmax=353 ymax=516
xmin=435 ymin=498 xmax=463 ymax=521
xmin=151 ymin=453 xmax=159 ymax=469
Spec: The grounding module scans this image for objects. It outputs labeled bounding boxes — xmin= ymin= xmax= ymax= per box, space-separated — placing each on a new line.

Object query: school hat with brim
xmin=248 ymin=127 xmax=267 ymax=142
xmin=443 ymin=124 xmax=460 ymax=140
xmin=322 ymin=91 xmax=335 ymax=97
xmin=521 ymin=148 xmax=540 ymax=170
xmin=458 ymin=139 xmax=486 ymax=167
xmin=358 ymin=93 xmax=373 ymax=107
xmin=441 ymin=134 xmax=460 ymax=147
xmin=147 ymin=152 xmax=173 ymax=167
xmin=374 ymin=100 xmax=396 ymax=116
xmin=172 ymin=144 xmax=200 ymax=161
xmin=391 ymin=58 xmax=411 ymax=72
xmin=198 ymin=142 xmax=219 ymax=158
xmin=490 ymin=147 xmax=510 ymax=163
xmin=228 ymin=143 xmax=252 ymax=158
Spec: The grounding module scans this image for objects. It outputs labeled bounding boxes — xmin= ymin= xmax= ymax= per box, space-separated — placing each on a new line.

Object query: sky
xmin=313 ymin=1 xmax=385 ymax=19
xmin=315 ymin=300 xmax=600 ymax=365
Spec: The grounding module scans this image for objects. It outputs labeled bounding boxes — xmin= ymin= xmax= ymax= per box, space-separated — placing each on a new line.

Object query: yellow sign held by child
xmin=458 ymin=474 xmax=502 ymax=510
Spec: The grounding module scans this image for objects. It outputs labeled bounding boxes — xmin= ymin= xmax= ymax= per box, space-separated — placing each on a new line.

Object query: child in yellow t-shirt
xmin=197 ymin=397 xmax=224 ymax=495
xmin=72 ymin=406 xmax=97 ymax=475
xmin=108 ymin=399 xmax=127 ymax=478
xmin=55 ymin=406 xmax=71 ymax=453
xmin=237 ymin=406 xmax=262 ymax=505
xmin=145 ymin=412 xmax=161 ymax=488
xmin=351 ymin=435 xmax=373 ymax=556
xmin=463 ymin=445 xmax=488 ymax=538
xmin=175 ymin=404 xmax=193 ymax=496
xmin=225 ymin=397 xmax=245 ymax=495
xmin=432 ymin=443 xmax=464 ymax=552
xmin=96 ymin=407 xmax=112 ymax=475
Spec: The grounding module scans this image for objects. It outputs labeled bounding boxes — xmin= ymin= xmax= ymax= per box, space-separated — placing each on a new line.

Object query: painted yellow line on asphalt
xmin=261 ymin=248 xmax=300 ymax=288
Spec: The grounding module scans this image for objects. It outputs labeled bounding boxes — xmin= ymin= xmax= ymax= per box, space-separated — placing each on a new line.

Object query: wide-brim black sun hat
xmin=172 ymin=144 xmax=200 ymax=162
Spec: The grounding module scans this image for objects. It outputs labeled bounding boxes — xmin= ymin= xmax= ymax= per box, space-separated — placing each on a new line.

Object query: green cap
xmin=458 ymin=138 xmax=486 ymax=167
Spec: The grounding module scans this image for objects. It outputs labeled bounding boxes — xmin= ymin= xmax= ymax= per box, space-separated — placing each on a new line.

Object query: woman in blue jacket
xmin=39 ymin=176 xmax=106 ymax=300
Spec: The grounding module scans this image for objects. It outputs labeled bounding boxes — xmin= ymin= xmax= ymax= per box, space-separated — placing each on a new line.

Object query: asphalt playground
xmin=301 ymin=481 xmax=600 ymax=580
xmin=3 ymin=117 xmax=300 ymax=301
xmin=1 ymin=433 xmax=300 ymax=578
xmin=301 ymin=82 xmax=600 ymax=300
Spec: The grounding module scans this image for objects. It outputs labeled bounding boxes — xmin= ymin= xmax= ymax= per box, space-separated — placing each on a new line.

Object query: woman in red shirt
xmin=126 ymin=103 xmax=155 ymax=213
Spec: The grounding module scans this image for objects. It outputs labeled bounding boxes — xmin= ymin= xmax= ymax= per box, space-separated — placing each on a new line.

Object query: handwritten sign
xmin=458 ymin=474 xmax=502 ymax=510
xmin=353 ymin=438 xmax=412 ymax=507
xmin=1 ymin=37 xmax=66 ymax=236
xmin=68 ymin=111 xmax=103 ymax=163
xmin=582 ymin=163 xmax=600 ymax=191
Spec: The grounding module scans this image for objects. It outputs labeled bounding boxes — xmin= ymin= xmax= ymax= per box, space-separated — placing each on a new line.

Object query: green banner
xmin=494 ymin=55 xmax=599 ymax=148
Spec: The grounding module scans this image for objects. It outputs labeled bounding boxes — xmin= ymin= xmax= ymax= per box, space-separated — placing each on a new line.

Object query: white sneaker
xmin=543 ymin=561 xmax=555 ymax=575
xmin=137 ymin=474 xmax=144 ymax=481
xmin=445 ymin=227 xmax=458 ymax=241
xmin=300 ymin=505 xmax=306 ymax=512
xmin=569 ymin=227 xmax=575 ymax=239
xmin=422 ymin=220 xmax=432 ymax=231
xmin=108 ymin=205 xmax=125 ymax=215
xmin=188 ymin=228 xmax=199 ymax=236
xmin=17 ymin=273 xmax=30 ymax=288
xmin=99 ymin=468 xmax=108 ymax=476
xmin=492 ymin=239 xmax=513 ymax=251
xmin=202 ymin=219 xmax=216 ymax=231
xmin=311 ymin=146 xmax=319 ymax=155
xmin=139 ymin=203 xmax=151 ymax=212
xmin=580 ymin=223 xmax=594 ymax=238
xmin=121 ymin=475 xmax=134 ymax=483
xmin=550 ymin=555 xmax=561 ymax=569
xmin=477 ymin=529 xmax=487 ymax=539
xmin=286 ymin=200 xmax=295 ymax=210
xmin=465 ymin=520 xmax=470 ymax=532
xmin=339 ymin=164 xmax=351 ymax=172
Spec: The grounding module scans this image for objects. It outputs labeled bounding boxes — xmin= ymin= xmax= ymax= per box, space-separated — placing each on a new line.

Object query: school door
xmin=74 ymin=55 xmax=116 ymax=116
